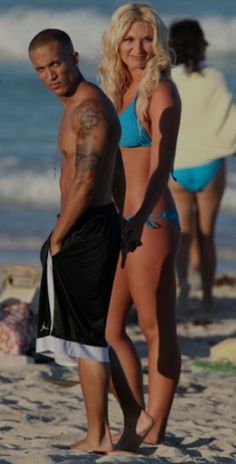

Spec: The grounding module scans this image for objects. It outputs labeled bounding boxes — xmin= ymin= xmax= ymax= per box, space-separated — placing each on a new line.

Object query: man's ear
xmin=73 ymin=51 xmax=79 ymax=65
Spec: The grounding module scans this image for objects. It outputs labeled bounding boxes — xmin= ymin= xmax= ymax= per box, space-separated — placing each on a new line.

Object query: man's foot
xmin=71 ymin=436 xmax=113 ymax=454
xmin=115 ymin=410 xmax=154 ymax=452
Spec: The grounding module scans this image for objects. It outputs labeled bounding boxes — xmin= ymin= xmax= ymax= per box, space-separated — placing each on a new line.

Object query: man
xmin=28 ymin=29 xmax=122 ymax=453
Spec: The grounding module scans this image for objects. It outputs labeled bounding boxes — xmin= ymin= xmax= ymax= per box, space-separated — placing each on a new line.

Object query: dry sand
xmin=0 ymin=273 xmax=236 ymax=464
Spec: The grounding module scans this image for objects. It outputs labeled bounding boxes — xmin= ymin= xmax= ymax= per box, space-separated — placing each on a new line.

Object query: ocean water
xmin=0 ymin=0 xmax=236 ymax=272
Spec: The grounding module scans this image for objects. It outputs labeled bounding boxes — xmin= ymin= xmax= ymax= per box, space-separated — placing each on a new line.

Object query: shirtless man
xmin=28 ymin=29 xmax=122 ymax=453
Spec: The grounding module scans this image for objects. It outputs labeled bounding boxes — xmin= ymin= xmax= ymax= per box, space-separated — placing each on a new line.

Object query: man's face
xmin=29 ymin=40 xmax=77 ymax=97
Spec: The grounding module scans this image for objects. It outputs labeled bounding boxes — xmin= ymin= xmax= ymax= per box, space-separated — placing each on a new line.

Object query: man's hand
xmin=50 ymin=237 xmax=62 ymax=256
xmin=121 ymin=216 xmax=143 ymax=268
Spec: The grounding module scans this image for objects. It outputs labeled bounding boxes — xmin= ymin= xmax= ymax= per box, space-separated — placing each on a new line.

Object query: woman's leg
xmin=106 ymin=256 xmax=144 ymax=409
xmin=190 ymin=211 xmax=201 ymax=272
xmin=105 ymin=256 xmax=153 ymax=451
xmin=125 ymin=221 xmax=181 ymax=444
xmin=195 ymin=162 xmax=226 ymax=308
xmin=168 ymin=178 xmax=195 ymax=304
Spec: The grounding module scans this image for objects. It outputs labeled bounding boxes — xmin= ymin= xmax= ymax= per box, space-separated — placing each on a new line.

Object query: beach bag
xmin=0 ymin=265 xmax=39 ymax=356
xmin=0 ymin=302 xmax=33 ymax=355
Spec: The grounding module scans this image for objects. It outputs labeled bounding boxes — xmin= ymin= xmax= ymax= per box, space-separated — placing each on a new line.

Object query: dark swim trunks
xmin=36 ymin=203 xmax=121 ymax=366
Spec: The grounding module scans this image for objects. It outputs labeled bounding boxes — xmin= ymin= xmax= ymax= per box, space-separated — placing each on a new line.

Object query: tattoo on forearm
xmin=76 ymin=144 xmax=101 ymax=175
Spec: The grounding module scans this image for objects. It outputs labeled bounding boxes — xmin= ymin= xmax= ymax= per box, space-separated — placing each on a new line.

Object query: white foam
xmin=201 ymin=16 xmax=236 ymax=55
xmin=0 ymin=152 xmax=236 ymax=210
xmin=222 ymin=190 xmax=235 ymax=212
xmin=166 ymin=14 xmax=236 ymax=55
xmin=0 ymin=7 xmax=107 ymax=62
xmin=0 ymin=235 xmax=42 ymax=249
xmin=0 ymin=168 xmax=60 ymax=206
xmin=0 ymin=8 xmax=236 ymax=62
xmin=0 ymin=166 xmax=235 ymax=212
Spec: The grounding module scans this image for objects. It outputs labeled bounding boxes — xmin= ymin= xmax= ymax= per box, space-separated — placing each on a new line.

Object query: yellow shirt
xmin=172 ymin=65 xmax=236 ymax=168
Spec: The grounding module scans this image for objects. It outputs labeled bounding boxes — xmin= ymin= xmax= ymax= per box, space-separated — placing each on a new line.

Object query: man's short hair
xmin=28 ymin=28 xmax=74 ymax=54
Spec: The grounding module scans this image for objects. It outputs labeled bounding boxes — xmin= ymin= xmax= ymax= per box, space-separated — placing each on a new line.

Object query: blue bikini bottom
xmin=124 ymin=209 xmax=180 ymax=229
xmin=173 ymin=158 xmax=223 ymax=192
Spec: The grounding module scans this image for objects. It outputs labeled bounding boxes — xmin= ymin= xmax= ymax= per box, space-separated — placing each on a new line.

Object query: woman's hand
xmin=121 ymin=216 xmax=143 ymax=267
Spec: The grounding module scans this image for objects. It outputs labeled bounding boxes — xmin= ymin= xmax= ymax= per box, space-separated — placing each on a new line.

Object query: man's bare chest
xmin=58 ymin=113 xmax=76 ymax=157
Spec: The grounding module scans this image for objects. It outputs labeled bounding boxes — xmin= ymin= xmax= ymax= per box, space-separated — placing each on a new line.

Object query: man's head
xmin=28 ymin=29 xmax=79 ymax=97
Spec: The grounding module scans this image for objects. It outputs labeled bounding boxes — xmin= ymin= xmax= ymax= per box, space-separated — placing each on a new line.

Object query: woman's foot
xmin=115 ymin=410 xmax=154 ymax=452
xmin=144 ymin=418 xmax=167 ymax=445
xmin=111 ymin=430 xmax=122 ymax=443
xmin=144 ymin=433 xmax=165 ymax=445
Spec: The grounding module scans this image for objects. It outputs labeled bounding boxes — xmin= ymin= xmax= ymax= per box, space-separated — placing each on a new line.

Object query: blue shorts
xmin=173 ymin=158 xmax=224 ymax=192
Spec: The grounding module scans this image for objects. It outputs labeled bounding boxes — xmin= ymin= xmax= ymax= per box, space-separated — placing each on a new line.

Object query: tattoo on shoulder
xmin=74 ymin=98 xmax=109 ymax=178
xmin=75 ymin=98 xmax=108 ymax=139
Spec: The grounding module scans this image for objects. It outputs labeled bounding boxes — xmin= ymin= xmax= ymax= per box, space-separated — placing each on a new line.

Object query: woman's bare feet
xmin=144 ymin=433 xmax=164 ymax=445
xmin=115 ymin=410 xmax=154 ymax=452
xmin=111 ymin=430 xmax=122 ymax=443
xmin=144 ymin=416 xmax=167 ymax=445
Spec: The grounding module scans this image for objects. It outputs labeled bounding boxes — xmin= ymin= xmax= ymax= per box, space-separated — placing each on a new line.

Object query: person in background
xmin=98 ymin=3 xmax=181 ymax=450
xmin=168 ymin=19 xmax=236 ymax=311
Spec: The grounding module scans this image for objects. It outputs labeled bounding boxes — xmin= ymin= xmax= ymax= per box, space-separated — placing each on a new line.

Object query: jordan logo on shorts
xmin=40 ymin=322 xmax=50 ymax=332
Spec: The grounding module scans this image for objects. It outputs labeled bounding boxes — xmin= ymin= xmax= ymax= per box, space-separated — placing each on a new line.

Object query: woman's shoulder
xmin=148 ymin=79 xmax=181 ymax=117
xmin=150 ymin=79 xmax=180 ymax=105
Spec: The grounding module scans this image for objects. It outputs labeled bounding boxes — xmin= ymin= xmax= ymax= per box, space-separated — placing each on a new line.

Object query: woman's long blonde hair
xmin=98 ymin=3 xmax=172 ymax=125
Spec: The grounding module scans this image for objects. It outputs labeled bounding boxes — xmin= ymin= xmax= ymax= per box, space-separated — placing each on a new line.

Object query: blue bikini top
xmin=119 ymin=97 xmax=151 ymax=148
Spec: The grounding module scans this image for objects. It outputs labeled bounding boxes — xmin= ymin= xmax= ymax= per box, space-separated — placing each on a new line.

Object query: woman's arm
xmin=122 ymin=80 xmax=181 ymax=255
xmin=136 ymin=80 xmax=181 ymax=223
xmin=112 ymin=148 xmax=126 ymax=216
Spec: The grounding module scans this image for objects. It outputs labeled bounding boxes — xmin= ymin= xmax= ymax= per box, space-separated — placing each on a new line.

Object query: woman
xmin=98 ymin=3 xmax=181 ymax=450
xmin=168 ymin=20 xmax=236 ymax=310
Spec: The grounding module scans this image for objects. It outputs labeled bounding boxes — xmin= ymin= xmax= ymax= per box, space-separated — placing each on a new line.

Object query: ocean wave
xmin=0 ymin=166 xmax=236 ymax=212
xmin=0 ymin=235 xmax=42 ymax=250
xmin=0 ymin=7 xmax=107 ymax=62
xmin=0 ymin=7 xmax=236 ymax=62
xmin=0 ymin=169 xmax=60 ymax=206
xmin=222 ymin=171 xmax=236 ymax=212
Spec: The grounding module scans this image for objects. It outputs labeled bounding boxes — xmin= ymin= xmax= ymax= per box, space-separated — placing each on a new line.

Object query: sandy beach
xmin=0 ymin=270 xmax=236 ymax=464
xmin=0 ymin=1 xmax=236 ymax=462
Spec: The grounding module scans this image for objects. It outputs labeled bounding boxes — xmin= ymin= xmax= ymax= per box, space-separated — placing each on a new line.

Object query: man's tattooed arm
xmin=75 ymin=144 xmax=101 ymax=177
xmin=50 ymin=97 xmax=110 ymax=252
xmin=73 ymin=98 xmax=108 ymax=181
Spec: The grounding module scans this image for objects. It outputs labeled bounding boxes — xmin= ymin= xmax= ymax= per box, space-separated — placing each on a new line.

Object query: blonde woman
xmin=98 ymin=3 xmax=181 ymax=450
